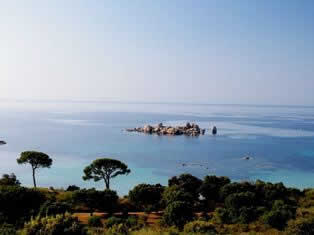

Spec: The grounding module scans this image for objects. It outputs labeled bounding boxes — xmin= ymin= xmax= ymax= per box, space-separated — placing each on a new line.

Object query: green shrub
xmin=0 ymin=173 xmax=20 ymax=186
xmin=286 ymin=217 xmax=314 ymax=235
xmin=20 ymin=213 xmax=87 ymax=235
xmin=72 ymin=189 xmax=118 ymax=215
xmin=0 ymin=186 xmax=46 ymax=226
xmin=162 ymin=185 xmax=194 ymax=206
xmin=199 ymin=175 xmax=230 ymax=202
xmin=105 ymin=216 xmax=145 ymax=231
xmin=161 ymin=201 xmax=194 ymax=229
xmin=184 ymin=220 xmax=217 ymax=234
xmin=39 ymin=201 xmax=72 ymax=217
xmin=106 ymin=223 xmax=129 ymax=235
xmin=66 ymin=185 xmax=80 ymax=192
xmin=215 ymin=208 xmax=232 ymax=224
xmin=88 ymin=215 xmax=103 ymax=227
xmin=105 ymin=217 xmax=124 ymax=228
xmin=128 ymin=184 xmax=164 ymax=211
xmin=262 ymin=200 xmax=296 ymax=230
xmin=168 ymin=174 xmax=203 ymax=201
xmin=0 ymin=223 xmax=17 ymax=235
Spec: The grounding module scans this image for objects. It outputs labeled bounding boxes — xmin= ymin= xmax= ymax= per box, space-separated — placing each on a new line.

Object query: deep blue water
xmin=1 ymin=102 xmax=314 ymax=195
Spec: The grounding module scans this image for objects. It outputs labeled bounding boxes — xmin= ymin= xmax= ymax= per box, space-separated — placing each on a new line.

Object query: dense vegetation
xmin=1 ymin=153 xmax=314 ymax=234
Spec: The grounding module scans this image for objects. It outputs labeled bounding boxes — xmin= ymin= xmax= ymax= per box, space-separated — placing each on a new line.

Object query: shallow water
xmin=0 ymin=101 xmax=314 ymax=195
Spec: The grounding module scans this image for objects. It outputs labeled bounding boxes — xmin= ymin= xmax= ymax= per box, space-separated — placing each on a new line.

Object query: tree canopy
xmin=82 ymin=158 xmax=130 ymax=189
xmin=0 ymin=173 xmax=20 ymax=186
xmin=17 ymin=151 xmax=53 ymax=188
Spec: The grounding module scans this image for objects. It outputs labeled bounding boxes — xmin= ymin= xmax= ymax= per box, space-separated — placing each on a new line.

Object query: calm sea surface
xmin=1 ymin=101 xmax=314 ymax=195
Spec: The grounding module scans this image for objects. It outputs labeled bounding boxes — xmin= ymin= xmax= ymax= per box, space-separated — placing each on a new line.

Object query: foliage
xmin=66 ymin=185 xmax=80 ymax=191
xmin=0 ymin=186 xmax=46 ymax=226
xmin=162 ymin=185 xmax=194 ymax=206
xmin=128 ymin=184 xmax=164 ymax=211
xmin=216 ymin=192 xmax=258 ymax=224
xmin=17 ymin=151 xmax=53 ymax=188
xmin=199 ymin=175 xmax=230 ymax=202
xmin=161 ymin=201 xmax=194 ymax=229
xmin=39 ymin=201 xmax=72 ymax=217
xmin=105 ymin=216 xmax=124 ymax=228
xmin=0 ymin=223 xmax=17 ymax=235
xmin=104 ymin=216 xmax=146 ymax=234
xmin=183 ymin=220 xmax=217 ymax=234
xmin=0 ymin=173 xmax=21 ymax=186
xmin=168 ymin=174 xmax=202 ymax=200
xmin=72 ymin=189 xmax=118 ymax=215
xmin=20 ymin=213 xmax=87 ymax=235
xmin=106 ymin=223 xmax=129 ymax=235
xmin=88 ymin=215 xmax=103 ymax=227
xmin=262 ymin=200 xmax=296 ymax=230
xmin=286 ymin=217 xmax=314 ymax=235
xmin=219 ymin=182 xmax=255 ymax=202
xmin=82 ymin=158 xmax=130 ymax=189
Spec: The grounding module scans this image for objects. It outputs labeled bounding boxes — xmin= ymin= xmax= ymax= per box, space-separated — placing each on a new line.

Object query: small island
xmin=127 ymin=122 xmax=206 ymax=136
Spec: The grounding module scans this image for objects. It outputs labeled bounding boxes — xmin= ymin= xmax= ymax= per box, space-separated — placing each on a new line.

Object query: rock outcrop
xmin=212 ymin=126 xmax=217 ymax=135
xmin=127 ymin=122 xmax=206 ymax=136
xmin=0 ymin=140 xmax=6 ymax=145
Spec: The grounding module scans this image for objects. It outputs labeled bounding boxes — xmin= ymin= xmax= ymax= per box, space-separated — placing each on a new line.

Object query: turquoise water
xmin=1 ymin=102 xmax=314 ymax=195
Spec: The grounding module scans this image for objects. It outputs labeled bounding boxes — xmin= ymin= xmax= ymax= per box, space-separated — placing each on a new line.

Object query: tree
xmin=128 ymin=184 xmax=164 ymax=211
xmin=0 ymin=173 xmax=20 ymax=186
xmin=82 ymin=158 xmax=130 ymax=189
xmin=161 ymin=201 xmax=194 ymax=228
xmin=199 ymin=175 xmax=231 ymax=202
xmin=162 ymin=185 xmax=194 ymax=206
xmin=17 ymin=151 xmax=52 ymax=188
xmin=168 ymin=174 xmax=203 ymax=201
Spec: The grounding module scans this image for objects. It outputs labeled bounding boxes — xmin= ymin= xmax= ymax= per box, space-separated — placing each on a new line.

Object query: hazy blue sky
xmin=1 ymin=1 xmax=314 ymax=105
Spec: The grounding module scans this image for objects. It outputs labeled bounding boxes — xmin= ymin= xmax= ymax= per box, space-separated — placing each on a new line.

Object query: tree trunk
xmin=32 ymin=168 xmax=37 ymax=188
xmin=105 ymin=178 xmax=110 ymax=190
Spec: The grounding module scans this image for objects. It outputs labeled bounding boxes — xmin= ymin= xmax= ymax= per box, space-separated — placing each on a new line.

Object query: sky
xmin=0 ymin=1 xmax=314 ymax=106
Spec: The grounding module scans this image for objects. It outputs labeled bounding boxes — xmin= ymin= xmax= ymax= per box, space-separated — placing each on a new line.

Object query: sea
xmin=1 ymin=101 xmax=314 ymax=195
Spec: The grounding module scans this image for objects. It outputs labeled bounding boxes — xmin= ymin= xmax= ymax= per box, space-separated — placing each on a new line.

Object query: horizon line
xmin=0 ymin=98 xmax=314 ymax=109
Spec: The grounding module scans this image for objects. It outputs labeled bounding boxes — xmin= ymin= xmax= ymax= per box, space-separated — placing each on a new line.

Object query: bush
xmin=225 ymin=192 xmax=256 ymax=210
xmin=39 ymin=201 xmax=72 ymax=217
xmin=105 ymin=216 xmax=145 ymax=231
xmin=0 ymin=223 xmax=17 ymax=235
xmin=106 ymin=223 xmax=129 ymax=235
xmin=286 ymin=217 xmax=314 ymax=235
xmin=162 ymin=185 xmax=194 ymax=206
xmin=128 ymin=184 xmax=164 ymax=211
xmin=0 ymin=186 xmax=46 ymax=226
xmin=88 ymin=215 xmax=103 ymax=227
xmin=219 ymin=182 xmax=255 ymax=202
xmin=184 ymin=220 xmax=217 ymax=234
xmin=199 ymin=175 xmax=230 ymax=202
xmin=168 ymin=174 xmax=203 ymax=201
xmin=125 ymin=216 xmax=146 ymax=230
xmin=0 ymin=173 xmax=20 ymax=186
xmin=72 ymin=189 xmax=118 ymax=215
xmin=217 ymin=192 xmax=257 ymax=224
xmin=66 ymin=185 xmax=80 ymax=191
xmin=262 ymin=200 xmax=296 ymax=230
xmin=105 ymin=216 xmax=124 ymax=228
xmin=161 ymin=201 xmax=194 ymax=229
xmin=20 ymin=213 xmax=87 ymax=235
